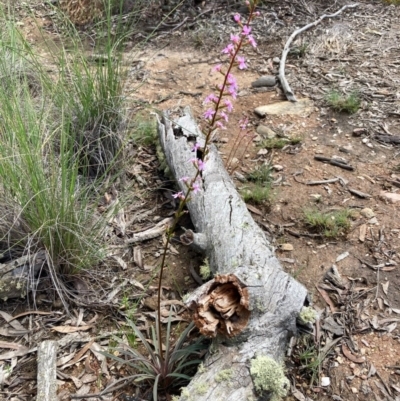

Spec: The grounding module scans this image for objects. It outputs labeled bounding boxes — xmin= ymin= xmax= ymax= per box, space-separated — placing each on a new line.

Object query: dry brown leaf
xmin=381 ymin=281 xmax=389 ymax=295
xmin=342 ymin=344 xmax=365 ymax=364
xmin=316 ymin=286 xmax=337 ymax=313
xmin=359 ymin=224 xmax=367 ymax=242
xmin=246 ymin=204 xmax=263 ymax=216
xmin=52 ymin=325 xmax=92 ymax=333
xmin=133 ymin=246 xmax=143 ymax=269
xmin=0 ymin=343 xmax=30 ymax=360
xmin=382 ymin=266 xmax=396 ymax=272
xmin=0 ymin=311 xmax=26 ymax=331
xmin=0 ymin=340 xmax=25 ymax=350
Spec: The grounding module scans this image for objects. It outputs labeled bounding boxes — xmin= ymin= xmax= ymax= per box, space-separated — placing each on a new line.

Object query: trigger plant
xmin=112 ymin=1 xmax=261 ymax=398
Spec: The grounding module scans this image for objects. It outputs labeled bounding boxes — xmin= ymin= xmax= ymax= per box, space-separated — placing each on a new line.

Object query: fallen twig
xmin=306 ymin=178 xmax=339 ymax=185
xmin=348 ymin=188 xmax=371 ymax=198
xmin=279 ymin=3 xmax=359 ymax=102
xmin=125 ymin=217 xmax=173 ymax=244
xmin=314 ymin=155 xmax=355 ymax=171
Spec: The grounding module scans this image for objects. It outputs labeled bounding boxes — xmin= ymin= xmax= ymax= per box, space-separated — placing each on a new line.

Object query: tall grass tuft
xmin=0 ymin=2 xmax=127 ymax=307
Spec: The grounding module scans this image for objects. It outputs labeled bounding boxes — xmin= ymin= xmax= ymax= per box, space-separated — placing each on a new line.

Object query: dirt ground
xmin=2 ymin=0 xmax=400 ymax=400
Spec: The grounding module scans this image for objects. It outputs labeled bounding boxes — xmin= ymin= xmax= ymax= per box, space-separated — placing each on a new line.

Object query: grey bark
xmin=158 ymin=107 xmax=308 ymax=400
xmin=0 ymin=251 xmax=45 ymax=300
xmin=37 ymin=340 xmax=58 ymax=401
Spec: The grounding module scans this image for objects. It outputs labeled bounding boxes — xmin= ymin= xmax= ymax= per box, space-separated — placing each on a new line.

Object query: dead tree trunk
xmin=158 ymin=107 xmax=308 ymax=401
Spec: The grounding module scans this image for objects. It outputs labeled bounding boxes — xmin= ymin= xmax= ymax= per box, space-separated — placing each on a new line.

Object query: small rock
xmin=379 ymin=191 xmax=400 ymax=204
xmin=280 ymin=243 xmax=293 ymax=251
xmin=362 ymin=138 xmax=369 ymax=144
xmin=353 ymin=128 xmax=367 ymax=137
xmin=272 ymin=164 xmax=284 ymax=171
xmin=351 ymin=387 xmax=358 ymax=394
xmin=219 ymin=137 xmax=229 ymax=143
xmin=251 ymin=75 xmax=276 ymax=88
xmin=368 ymin=217 xmax=378 ymax=225
xmin=321 ymin=377 xmax=330 ymax=387
xmin=336 ymin=251 xmax=349 ymax=262
xmin=253 ymin=134 xmax=262 ymax=142
xmin=366 ymin=142 xmax=374 ymax=148
xmin=257 ymin=149 xmax=269 ymax=156
xmin=234 ymin=172 xmax=246 ymax=183
xmin=230 ymin=157 xmax=239 ymax=166
xmin=256 ymin=125 xmax=277 ymax=138
xmin=361 ymin=208 xmax=375 ymax=218
xmin=254 ymin=98 xmax=314 ymax=117
xmin=272 ymin=57 xmax=280 ymax=64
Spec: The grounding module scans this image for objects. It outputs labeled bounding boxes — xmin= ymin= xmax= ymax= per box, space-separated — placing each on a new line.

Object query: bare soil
xmin=2 ymin=1 xmax=400 ymax=400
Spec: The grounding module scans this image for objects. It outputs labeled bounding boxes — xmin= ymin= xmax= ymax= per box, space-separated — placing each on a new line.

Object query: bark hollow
xmin=158 ymin=107 xmax=308 ymax=400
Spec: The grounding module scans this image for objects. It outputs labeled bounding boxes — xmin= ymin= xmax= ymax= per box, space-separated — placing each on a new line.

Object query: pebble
xmin=251 ymin=75 xmax=276 ymax=88
xmin=273 ymin=164 xmax=284 ymax=171
xmin=257 ymin=149 xmax=269 ymax=156
xmin=351 ymin=387 xmax=358 ymax=394
xmin=256 ymin=125 xmax=277 ymax=138
xmin=361 ymin=208 xmax=375 ymax=218
xmin=273 ymin=57 xmax=280 ymax=64
xmin=321 ymin=377 xmax=330 ymax=387
xmin=280 ymin=243 xmax=294 ymax=251
xmin=311 ymin=136 xmax=318 ymax=141
xmin=362 ymin=138 xmax=369 ymax=144
xmin=353 ymin=128 xmax=367 ymax=136
xmin=380 ymin=191 xmax=400 ymax=203
xmin=368 ymin=217 xmax=378 ymax=225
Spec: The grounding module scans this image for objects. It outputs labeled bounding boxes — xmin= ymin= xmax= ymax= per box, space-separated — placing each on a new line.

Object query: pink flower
xmin=172 ymin=191 xmax=185 ymax=200
xmin=239 ymin=117 xmax=249 ymax=130
xmin=192 ymin=142 xmax=201 ymax=152
xmin=227 ymin=87 xmax=237 ymax=99
xmin=213 ymin=64 xmax=222 ymax=72
xmin=248 ymin=34 xmax=257 ymax=48
xmin=230 ymin=34 xmax=240 ymax=44
xmin=224 ymin=99 xmax=233 ymax=112
xmin=222 ymin=43 xmax=235 ymax=55
xmin=216 ymin=121 xmax=227 ymax=130
xmin=179 ymin=176 xmax=190 ymax=183
xmin=203 ymin=109 xmax=216 ymax=120
xmin=227 ymin=73 xmax=238 ymax=90
xmin=242 ymin=25 xmax=251 ymax=36
xmin=198 ymin=159 xmax=206 ymax=171
xmin=220 ymin=111 xmax=229 ymax=122
xmin=237 ymin=56 xmax=247 ymax=70
xmin=192 ymin=182 xmax=201 ymax=194
xmin=204 ymin=93 xmax=219 ymax=104
xmin=233 ymin=13 xmax=241 ymax=23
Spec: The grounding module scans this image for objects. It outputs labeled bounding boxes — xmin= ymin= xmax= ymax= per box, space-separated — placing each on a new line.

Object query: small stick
xmin=279 ymin=3 xmax=359 ymax=102
xmin=306 ymin=178 xmax=339 ymax=185
xmin=348 ymin=188 xmax=371 ymax=198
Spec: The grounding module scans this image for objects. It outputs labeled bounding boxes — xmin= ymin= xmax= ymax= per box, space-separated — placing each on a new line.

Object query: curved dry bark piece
xmin=188 ymin=274 xmax=250 ymax=337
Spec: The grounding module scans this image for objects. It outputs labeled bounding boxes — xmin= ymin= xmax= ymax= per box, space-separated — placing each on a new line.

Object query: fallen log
xmin=158 ymin=107 xmax=308 ymax=401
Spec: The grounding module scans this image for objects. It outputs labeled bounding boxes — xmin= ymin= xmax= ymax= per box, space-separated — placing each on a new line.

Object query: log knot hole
xmin=190 ymin=274 xmax=250 ymax=337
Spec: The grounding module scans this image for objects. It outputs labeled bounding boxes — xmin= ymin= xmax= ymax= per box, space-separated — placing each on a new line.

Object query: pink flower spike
xmin=228 ymin=87 xmax=237 ymax=99
xmin=242 ymin=25 xmax=251 ymax=36
xmin=248 ymin=34 xmax=257 ymax=48
xmin=230 ymin=34 xmax=240 ymax=44
xmin=224 ymin=99 xmax=233 ymax=112
xmin=237 ymin=56 xmax=247 ymax=70
xmin=203 ymin=108 xmax=216 ymax=120
xmin=198 ymin=159 xmax=206 ymax=171
xmin=227 ymin=73 xmax=238 ymax=89
xmin=222 ymin=43 xmax=235 ymax=54
xmin=233 ymin=13 xmax=241 ymax=23
xmin=192 ymin=182 xmax=201 ymax=194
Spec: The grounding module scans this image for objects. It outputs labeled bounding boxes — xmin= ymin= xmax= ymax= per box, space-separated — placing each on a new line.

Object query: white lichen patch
xmin=250 ymin=356 xmax=289 ymax=401
xmin=200 ymin=258 xmax=211 ymax=280
xmin=299 ymin=306 xmax=317 ymax=324
xmin=215 ymin=368 xmax=233 ymax=383
xmin=194 ymin=382 xmax=208 ymax=395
